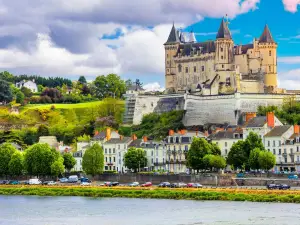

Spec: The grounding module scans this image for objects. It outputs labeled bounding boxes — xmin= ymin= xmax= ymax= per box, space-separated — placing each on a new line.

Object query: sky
xmin=1 ymin=0 xmax=300 ymax=91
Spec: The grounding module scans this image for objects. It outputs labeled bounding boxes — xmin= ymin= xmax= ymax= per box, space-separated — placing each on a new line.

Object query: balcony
xmin=154 ymin=162 xmax=166 ymax=166
xmin=166 ymin=160 xmax=186 ymax=165
xmin=106 ymin=162 xmax=114 ymax=166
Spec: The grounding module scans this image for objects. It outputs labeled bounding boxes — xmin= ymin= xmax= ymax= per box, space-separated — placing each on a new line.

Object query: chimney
xmin=245 ymin=112 xmax=257 ymax=122
xmin=106 ymin=127 xmax=111 ymax=141
xmin=131 ymin=134 xmax=137 ymax=141
xmin=227 ymin=127 xmax=233 ymax=132
xmin=181 ymin=130 xmax=187 ymax=135
xmin=266 ymin=112 xmax=275 ymax=128
xmin=120 ymin=135 xmax=123 ymax=140
xmin=204 ymin=130 xmax=209 ymax=137
xmin=143 ymin=136 xmax=148 ymax=143
xmin=94 ymin=130 xmax=99 ymax=136
xmin=294 ymin=125 xmax=300 ymax=134
xmin=169 ymin=130 xmax=174 ymax=136
xmin=196 ymin=131 xmax=198 ymax=136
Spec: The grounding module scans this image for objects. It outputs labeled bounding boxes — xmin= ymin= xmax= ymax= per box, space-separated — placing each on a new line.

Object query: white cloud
xmin=278 ymin=56 xmax=300 ymax=64
xmin=143 ymin=82 xmax=165 ymax=92
xmin=278 ymin=69 xmax=300 ymax=89
xmin=282 ymin=0 xmax=300 ymax=13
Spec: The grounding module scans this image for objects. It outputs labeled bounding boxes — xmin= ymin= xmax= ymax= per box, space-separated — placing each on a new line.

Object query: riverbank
xmin=1 ymin=186 xmax=300 ymax=203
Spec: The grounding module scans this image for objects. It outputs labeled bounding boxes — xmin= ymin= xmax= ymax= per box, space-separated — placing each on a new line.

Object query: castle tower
xmin=258 ymin=24 xmax=277 ymax=92
xmin=215 ymin=18 xmax=234 ymax=71
xmin=164 ymin=23 xmax=180 ymax=91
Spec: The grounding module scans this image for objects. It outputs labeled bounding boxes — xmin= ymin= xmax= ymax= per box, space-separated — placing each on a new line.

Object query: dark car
xmin=20 ymin=180 xmax=29 ymax=185
xmin=9 ymin=180 xmax=20 ymax=185
xmin=108 ymin=182 xmax=119 ymax=187
xmin=141 ymin=182 xmax=152 ymax=187
xmin=170 ymin=183 xmax=179 ymax=188
xmin=158 ymin=182 xmax=171 ymax=187
xmin=278 ymin=184 xmax=291 ymax=190
xmin=266 ymin=183 xmax=279 ymax=190
xmin=80 ymin=177 xmax=91 ymax=183
xmin=0 ymin=180 xmax=9 ymax=185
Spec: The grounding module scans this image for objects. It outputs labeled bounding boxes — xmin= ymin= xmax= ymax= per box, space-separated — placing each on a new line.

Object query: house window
xmin=279 ymin=149 xmax=281 ymax=155
xmin=113 ymin=166 xmax=116 ymax=171
xmin=273 ymin=141 xmax=275 ymax=147
xmin=269 ymin=50 xmax=271 ymax=56
xmin=113 ymin=148 xmax=115 ymax=153
xmin=109 ymin=148 xmax=111 ymax=154
xmin=151 ymin=158 xmax=154 ymax=163
xmin=105 ymin=149 xmax=107 ymax=154
xmin=105 ymin=166 xmax=108 ymax=170
xmin=273 ymin=149 xmax=276 ymax=155
xmin=201 ymin=66 xmax=205 ymax=72
xmin=279 ymin=141 xmax=281 ymax=146
xmin=284 ymin=157 xmax=287 ymax=163
xmin=268 ymin=141 xmax=270 ymax=147
xmin=173 ymin=146 xmax=176 ymax=150
xmin=284 ymin=149 xmax=287 ymax=154
xmin=221 ymin=56 xmax=223 ymax=59
xmin=291 ymin=149 xmax=293 ymax=154
xmin=225 ymin=142 xmax=227 ymax=147
xmin=269 ymin=66 xmax=271 ymax=72
xmin=225 ymin=149 xmax=228 ymax=155
xmin=222 ymin=65 xmax=224 ymax=68
xmin=185 ymin=67 xmax=189 ymax=73
xmin=178 ymin=64 xmax=182 ymax=72
xmin=297 ymin=156 xmax=300 ymax=162
xmin=297 ymin=146 xmax=299 ymax=152
xmin=118 ymin=145 xmax=120 ymax=149
xmin=194 ymin=66 xmax=197 ymax=72
xmin=151 ymin=151 xmax=154 ymax=156
xmin=105 ymin=157 xmax=107 ymax=162
xmin=113 ymin=157 xmax=116 ymax=162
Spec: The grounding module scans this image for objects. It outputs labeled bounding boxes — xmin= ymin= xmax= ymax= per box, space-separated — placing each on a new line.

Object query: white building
xmin=73 ymin=150 xmax=83 ymax=172
xmin=15 ymin=80 xmax=38 ymax=93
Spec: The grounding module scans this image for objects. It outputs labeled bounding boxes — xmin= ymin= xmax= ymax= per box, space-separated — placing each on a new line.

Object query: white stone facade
xmin=15 ymin=80 xmax=38 ymax=93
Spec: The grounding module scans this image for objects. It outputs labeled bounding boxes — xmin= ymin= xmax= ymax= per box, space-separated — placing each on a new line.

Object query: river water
xmin=0 ymin=196 xmax=300 ymax=225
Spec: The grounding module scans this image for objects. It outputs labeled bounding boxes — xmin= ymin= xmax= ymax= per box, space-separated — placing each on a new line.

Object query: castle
xmin=164 ymin=19 xmax=281 ymax=95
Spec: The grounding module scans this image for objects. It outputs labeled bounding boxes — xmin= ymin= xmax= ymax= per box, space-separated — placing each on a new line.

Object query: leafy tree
xmin=21 ymin=86 xmax=33 ymax=97
xmin=248 ymin=148 xmax=262 ymax=170
xmin=186 ymin=137 xmax=212 ymax=172
xmin=38 ymin=84 xmax=44 ymax=92
xmin=92 ymin=74 xmax=126 ymax=99
xmin=258 ymin=151 xmax=276 ymax=171
xmin=211 ymin=143 xmax=221 ymax=155
xmin=41 ymin=88 xmax=62 ymax=100
xmin=243 ymin=132 xmax=265 ymax=157
xmin=8 ymin=151 xmax=24 ymax=177
xmin=0 ymin=71 xmax=15 ymax=82
xmin=0 ymin=143 xmax=17 ymax=176
xmin=227 ymin=141 xmax=247 ymax=170
xmin=0 ymin=79 xmax=13 ymax=103
xmin=22 ymin=129 xmax=38 ymax=145
xmin=37 ymin=124 xmax=50 ymax=136
xmin=51 ymin=157 xmax=65 ymax=179
xmin=78 ymin=76 xmax=87 ymax=84
xmin=24 ymin=144 xmax=60 ymax=177
xmin=16 ymin=91 xmax=25 ymax=104
xmin=210 ymin=155 xmax=226 ymax=170
xmin=63 ymin=153 xmax=76 ymax=172
xmin=82 ymin=143 xmax=104 ymax=177
xmin=124 ymin=147 xmax=147 ymax=172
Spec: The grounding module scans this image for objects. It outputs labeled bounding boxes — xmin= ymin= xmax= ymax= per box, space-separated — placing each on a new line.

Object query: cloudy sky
xmin=1 ymin=0 xmax=300 ymax=90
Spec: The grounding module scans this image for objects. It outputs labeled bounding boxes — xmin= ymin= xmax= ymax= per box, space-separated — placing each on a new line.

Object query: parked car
xmin=29 ymin=179 xmax=42 ymax=185
xmin=187 ymin=183 xmax=194 ymax=188
xmin=158 ymin=182 xmax=171 ymax=187
xmin=128 ymin=182 xmax=139 ymax=187
xmin=192 ymin=183 xmax=203 ymax=188
xmin=47 ymin=181 xmax=57 ymax=185
xmin=0 ymin=180 xmax=9 ymax=185
xmin=288 ymin=175 xmax=298 ymax=180
xmin=9 ymin=180 xmax=20 ymax=185
xmin=107 ymin=182 xmax=119 ymax=187
xmin=170 ymin=183 xmax=179 ymax=188
xmin=81 ymin=182 xmax=91 ymax=186
xmin=178 ymin=182 xmax=187 ymax=188
xmin=141 ymin=182 xmax=152 ymax=187
xmin=104 ymin=182 xmax=111 ymax=186
xmin=68 ymin=175 xmax=79 ymax=183
xmin=59 ymin=178 xmax=69 ymax=183
xmin=42 ymin=181 xmax=51 ymax=185
xmin=278 ymin=184 xmax=291 ymax=190
xmin=20 ymin=180 xmax=29 ymax=185
xmin=80 ymin=177 xmax=91 ymax=183
xmin=266 ymin=183 xmax=279 ymax=190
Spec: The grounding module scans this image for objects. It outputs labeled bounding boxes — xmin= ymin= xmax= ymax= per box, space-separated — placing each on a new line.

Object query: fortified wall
xmin=130 ymin=93 xmax=299 ymax=126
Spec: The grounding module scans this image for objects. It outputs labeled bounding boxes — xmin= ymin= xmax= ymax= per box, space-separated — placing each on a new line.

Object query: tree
xmin=248 ymin=148 xmax=262 ymax=170
xmin=0 ymin=143 xmax=17 ymax=176
xmin=21 ymin=86 xmax=33 ymax=97
xmin=186 ymin=137 xmax=212 ymax=172
xmin=124 ymin=147 xmax=147 ymax=172
xmin=82 ymin=143 xmax=104 ymax=177
xmin=37 ymin=85 xmax=44 ymax=92
xmin=258 ymin=151 xmax=276 ymax=171
xmin=8 ymin=151 xmax=24 ymax=177
xmin=92 ymin=74 xmax=126 ymax=99
xmin=227 ymin=141 xmax=247 ymax=170
xmin=16 ymin=91 xmax=25 ymax=104
xmin=0 ymin=79 xmax=13 ymax=103
xmin=210 ymin=155 xmax=226 ymax=170
xmin=211 ymin=143 xmax=221 ymax=155
xmin=63 ymin=153 xmax=76 ymax=172
xmin=37 ymin=124 xmax=50 ymax=136
xmin=78 ymin=76 xmax=87 ymax=84
xmin=243 ymin=132 xmax=265 ymax=157
xmin=51 ymin=157 xmax=65 ymax=179
xmin=0 ymin=71 xmax=15 ymax=82
xmin=24 ymin=144 xmax=60 ymax=177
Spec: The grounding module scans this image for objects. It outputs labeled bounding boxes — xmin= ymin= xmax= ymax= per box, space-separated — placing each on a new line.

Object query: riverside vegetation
xmin=1 ymin=186 xmax=300 ymax=203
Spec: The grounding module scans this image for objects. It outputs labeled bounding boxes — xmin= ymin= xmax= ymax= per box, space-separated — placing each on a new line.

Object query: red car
xmin=187 ymin=183 xmax=194 ymax=188
xmin=141 ymin=182 xmax=152 ymax=187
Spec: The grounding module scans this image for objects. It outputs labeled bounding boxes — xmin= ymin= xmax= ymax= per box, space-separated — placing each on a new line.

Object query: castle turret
xmin=258 ymin=24 xmax=277 ymax=92
xmin=189 ymin=30 xmax=196 ymax=43
xmin=164 ymin=23 xmax=180 ymax=91
xmin=179 ymin=32 xmax=186 ymax=43
xmin=215 ymin=18 xmax=234 ymax=71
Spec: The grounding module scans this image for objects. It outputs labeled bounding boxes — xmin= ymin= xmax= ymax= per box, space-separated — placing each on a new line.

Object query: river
xmin=0 ymin=196 xmax=300 ymax=225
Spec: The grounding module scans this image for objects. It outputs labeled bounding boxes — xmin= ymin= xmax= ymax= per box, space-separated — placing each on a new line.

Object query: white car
xmin=81 ymin=182 xmax=91 ymax=186
xmin=47 ymin=181 xmax=57 ymax=185
xmin=29 ymin=179 xmax=42 ymax=185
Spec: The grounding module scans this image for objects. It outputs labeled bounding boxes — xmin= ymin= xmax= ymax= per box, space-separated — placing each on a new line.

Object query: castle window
xmin=269 ymin=50 xmax=271 ymax=56
xmin=221 ymin=47 xmax=223 ymax=52
xmin=178 ymin=64 xmax=182 ymax=72
xmin=167 ymin=54 xmax=169 ymax=58
xmin=167 ymin=69 xmax=169 ymax=73
xmin=269 ymin=66 xmax=271 ymax=72
xmin=221 ymin=56 xmax=224 ymax=59
xmin=185 ymin=67 xmax=188 ymax=73
xmin=201 ymin=66 xmax=205 ymax=72
xmin=222 ymin=65 xmax=224 ymax=68
xmin=194 ymin=66 xmax=197 ymax=73
xmin=167 ymin=61 xmax=169 ymax=65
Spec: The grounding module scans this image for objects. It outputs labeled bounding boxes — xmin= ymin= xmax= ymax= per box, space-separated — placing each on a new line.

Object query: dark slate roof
xmin=92 ymin=131 xmax=106 ymax=141
xmin=176 ymin=41 xmax=216 ymax=56
xmin=264 ymin=125 xmax=292 ymax=137
xmin=240 ymin=44 xmax=253 ymax=54
xmin=165 ymin=24 xmax=180 ymax=44
xmin=105 ymin=137 xmax=132 ymax=144
xmin=259 ymin=24 xmax=275 ymax=43
xmin=128 ymin=139 xmax=142 ymax=148
xmin=127 ymin=84 xmax=144 ymax=91
xmin=245 ymin=116 xmax=266 ymax=128
xmin=208 ymin=130 xmax=243 ymax=140
xmin=216 ymin=19 xmax=232 ymax=39
xmin=73 ymin=151 xmax=83 ymax=157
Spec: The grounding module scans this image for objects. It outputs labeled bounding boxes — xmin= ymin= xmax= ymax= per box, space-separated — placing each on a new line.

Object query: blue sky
xmin=1 ymin=0 xmax=300 ymax=90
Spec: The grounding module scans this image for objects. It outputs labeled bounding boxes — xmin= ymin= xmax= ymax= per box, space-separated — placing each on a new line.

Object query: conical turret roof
xmin=165 ymin=23 xmax=180 ymax=44
xmin=216 ymin=18 xmax=232 ymax=39
xmin=259 ymin=24 xmax=275 ymax=43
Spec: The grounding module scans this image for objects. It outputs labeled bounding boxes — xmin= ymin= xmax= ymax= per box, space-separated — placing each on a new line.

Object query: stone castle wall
xmin=130 ymin=93 xmax=299 ymax=126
